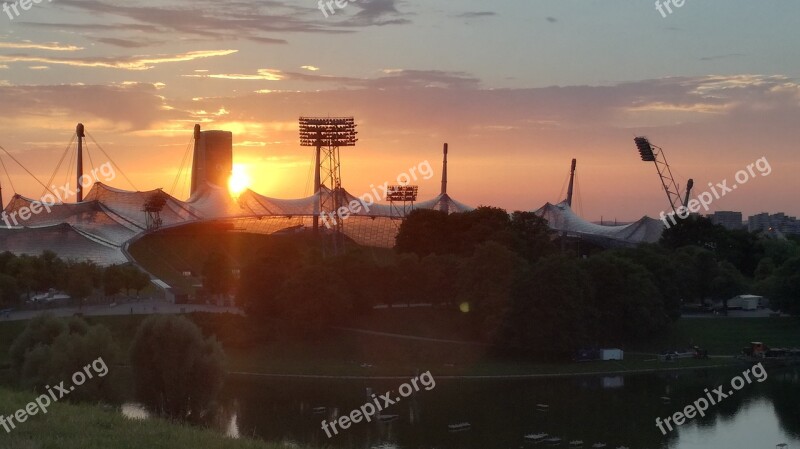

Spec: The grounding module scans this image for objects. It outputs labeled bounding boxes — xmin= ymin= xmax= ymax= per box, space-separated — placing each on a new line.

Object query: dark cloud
xmin=338 ymin=0 xmax=411 ymax=26
xmin=24 ymin=0 xmax=410 ymax=46
xmin=699 ymin=53 xmax=745 ymax=61
xmin=93 ymin=37 xmax=167 ymax=49
xmin=455 ymin=11 xmax=496 ymax=19
xmin=546 ymin=16 xmax=557 ymax=23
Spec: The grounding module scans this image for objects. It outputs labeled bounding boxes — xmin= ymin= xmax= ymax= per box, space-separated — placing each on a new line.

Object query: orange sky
xmin=0 ymin=1 xmax=798 ymax=221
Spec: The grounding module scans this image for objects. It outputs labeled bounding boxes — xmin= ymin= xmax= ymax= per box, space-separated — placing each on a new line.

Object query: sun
xmin=228 ymin=164 xmax=252 ymax=197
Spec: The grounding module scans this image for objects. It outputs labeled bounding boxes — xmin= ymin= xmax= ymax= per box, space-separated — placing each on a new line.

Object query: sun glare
xmin=228 ymin=164 xmax=252 ymax=197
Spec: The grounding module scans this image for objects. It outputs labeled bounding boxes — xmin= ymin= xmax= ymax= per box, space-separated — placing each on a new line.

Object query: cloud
xmin=93 ymin=37 xmax=167 ymax=48
xmin=181 ymin=68 xmax=479 ymax=89
xmin=699 ymin=53 xmax=745 ymax=61
xmin=42 ymin=0 xmax=353 ymax=45
xmin=184 ymin=69 xmax=284 ymax=81
xmin=455 ymin=11 xmax=496 ymax=19
xmin=0 ymin=49 xmax=237 ymax=71
xmin=546 ymin=16 xmax=558 ymax=23
xmin=0 ymin=82 xmax=178 ymax=130
xmin=301 ymin=66 xmax=320 ymax=71
xmin=340 ymin=0 xmax=411 ymax=26
xmin=0 ymin=41 xmax=83 ymax=51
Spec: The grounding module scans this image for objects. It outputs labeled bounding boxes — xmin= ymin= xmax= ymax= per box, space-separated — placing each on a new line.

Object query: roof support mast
xmin=566 ymin=158 xmax=577 ymax=208
xmin=76 ymin=123 xmax=85 ymax=203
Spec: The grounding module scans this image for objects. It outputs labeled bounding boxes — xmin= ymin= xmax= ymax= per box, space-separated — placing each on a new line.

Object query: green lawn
xmin=3 ymin=312 xmax=798 ymax=380
xmin=0 ymin=388 xmax=308 ymax=449
xmin=640 ymin=316 xmax=800 ymax=355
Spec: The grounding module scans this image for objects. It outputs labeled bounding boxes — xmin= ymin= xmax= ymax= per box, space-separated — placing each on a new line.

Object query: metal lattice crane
xmin=634 ymin=137 xmax=692 ymax=214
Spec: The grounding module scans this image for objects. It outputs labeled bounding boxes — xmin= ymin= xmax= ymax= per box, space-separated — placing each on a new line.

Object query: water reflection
xmin=123 ymin=368 xmax=800 ymax=449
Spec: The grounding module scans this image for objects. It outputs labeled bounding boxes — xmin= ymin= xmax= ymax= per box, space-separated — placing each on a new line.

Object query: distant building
xmin=190 ymin=127 xmax=233 ymax=196
xmin=710 ymin=211 xmax=743 ymax=230
xmin=748 ymin=212 xmax=800 ymax=235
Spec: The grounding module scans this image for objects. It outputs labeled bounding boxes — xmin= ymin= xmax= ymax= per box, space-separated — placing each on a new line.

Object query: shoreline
xmin=228 ymin=362 xmax=740 ymax=381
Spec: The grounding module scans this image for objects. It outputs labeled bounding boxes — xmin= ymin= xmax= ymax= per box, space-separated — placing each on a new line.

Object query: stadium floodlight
xmin=299 ymin=117 xmax=357 ymax=147
xmin=299 ymin=117 xmax=357 ymax=256
xmin=386 ymin=185 xmax=419 ymax=202
xmin=634 ymin=136 xmax=685 ymax=215
xmin=635 ymin=136 xmax=656 ymax=162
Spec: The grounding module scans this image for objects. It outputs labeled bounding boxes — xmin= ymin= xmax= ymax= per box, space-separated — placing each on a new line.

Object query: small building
xmin=600 ymin=348 xmax=624 ymax=361
xmin=727 ymin=294 xmax=763 ymax=310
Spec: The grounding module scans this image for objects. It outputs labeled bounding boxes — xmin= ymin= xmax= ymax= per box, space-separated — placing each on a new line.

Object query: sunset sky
xmin=0 ymin=0 xmax=798 ymax=221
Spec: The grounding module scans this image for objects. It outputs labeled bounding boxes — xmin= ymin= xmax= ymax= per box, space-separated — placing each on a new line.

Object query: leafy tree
xmin=770 ymin=257 xmax=800 ymax=315
xmin=202 ymin=251 xmax=233 ymax=299
xmin=0 ymin=273 xmax=20 ymax=306
xmin=674 ymin=246 xmax=719 ymax=304
xmin=508 ymin=211 xmax=556 ymax=264
xmin=238 ymin=237 xmax=307 ymax=317
xmin=710 ymin=261 xmax=748 ymax=313
xmin=65 ymin=262 xmax=95 ymax=307
xmin=103 ymin=265 xmax=125 ymax=298
xmin=130 ymin=315 xmax=225 ymax=420
xmin=122 ymin=265 xmax=150 ymax=296
xmin=9 ymin=315 xmax=120 ymax=402
xmin=419 ymin=253 xmax=461 ymax=306
xmin=497 ymin=254 xmax=592 ymax=356
xmin=582 ymin=253 xmax=671 ymax=342
xmin=456 ymin=241 xmax=528 ymax=341
xmin=273 ymin=263 xmax=353 ymax=338
xmin=395 ymin=209 xmax=451 ymax=256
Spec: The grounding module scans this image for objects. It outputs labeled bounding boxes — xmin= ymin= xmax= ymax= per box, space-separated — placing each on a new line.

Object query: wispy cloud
xmin=699 ymin=53 xmax=745 ymax=62
xmin=455 ymin=11 xmax=496 ymax=19
xmin=0 ymin=49 xmax=237 ymax=71
xmin=0 ymin=41 xmax=83 ymax=51
xmin=183 ymin=68 xmax=284 ymax=81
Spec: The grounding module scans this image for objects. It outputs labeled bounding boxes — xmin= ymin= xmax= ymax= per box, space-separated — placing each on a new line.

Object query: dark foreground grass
xmin=0 ymin=388 xmax=307 ymax=449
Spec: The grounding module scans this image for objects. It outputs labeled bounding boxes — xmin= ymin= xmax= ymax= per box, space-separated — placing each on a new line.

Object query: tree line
xmin=233 ymin=207 xmax=800 ymax=356
xmin=0 ymin=251 xmax=150 ymax=308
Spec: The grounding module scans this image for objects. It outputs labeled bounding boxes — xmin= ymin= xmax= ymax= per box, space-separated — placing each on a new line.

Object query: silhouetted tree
xmin=130 ymin=315 xmax=225 ymax=420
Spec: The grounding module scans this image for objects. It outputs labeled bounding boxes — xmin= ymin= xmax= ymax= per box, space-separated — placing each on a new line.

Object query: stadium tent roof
xmin=535 ymin=201 xmax=664 ymax=247
xmin=0 ymin=222 xmax=129 ymax=265
xmin=416 ymin=193 xmax=474 ymax=214
xmin=0 ymin=182 xmax=475 ymax=264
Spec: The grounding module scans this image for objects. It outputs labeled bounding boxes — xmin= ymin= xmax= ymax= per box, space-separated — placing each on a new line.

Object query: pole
xmin=566 ymin=158 xmax=577 ymax=207
xmin=76 ymin=123 xmax=85 ymax=202
xmin=313 ymin=136 xmax=322 ymax=234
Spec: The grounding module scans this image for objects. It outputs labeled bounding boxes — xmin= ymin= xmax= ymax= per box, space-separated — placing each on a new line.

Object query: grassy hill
xmin=0 ymin=387 xmax=308 ymax=449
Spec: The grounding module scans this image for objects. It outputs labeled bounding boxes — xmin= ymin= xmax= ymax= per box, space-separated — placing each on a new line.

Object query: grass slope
xmin=0 ymin=388 xmax=303 ymax=449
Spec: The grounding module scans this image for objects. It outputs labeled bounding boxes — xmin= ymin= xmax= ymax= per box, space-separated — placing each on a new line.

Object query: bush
xmin=129 ymin=315 xmax=226 ymax=420
xmin=9 ymin=314 xmax=120 ymax=402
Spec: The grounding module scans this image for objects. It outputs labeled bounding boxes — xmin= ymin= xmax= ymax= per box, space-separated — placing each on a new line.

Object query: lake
xmin=126 ymin=366 xmax=800 ymax=448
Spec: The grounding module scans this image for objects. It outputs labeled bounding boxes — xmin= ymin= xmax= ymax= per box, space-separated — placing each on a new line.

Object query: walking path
xmin=0 ymin=299 xmax=242 ymax=322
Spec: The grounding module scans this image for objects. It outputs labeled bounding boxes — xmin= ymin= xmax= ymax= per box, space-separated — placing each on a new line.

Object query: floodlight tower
xmin=299 ymin=117 xmax=357 ymax=253
xmin=634 ymin=137 xmax=684 ymax=214
xmin=387 ymin=185 xmax=419 ymax=220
